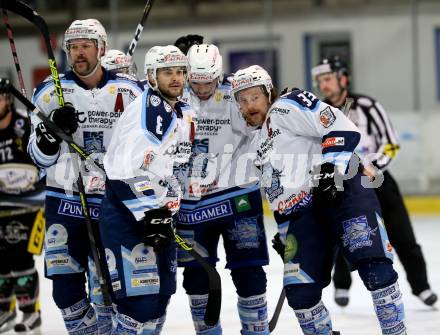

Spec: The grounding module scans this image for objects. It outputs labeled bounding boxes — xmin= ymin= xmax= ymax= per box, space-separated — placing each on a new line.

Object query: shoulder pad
xmin=282 ymin=88 xmax=319 ymax=111
xmin=145 ymin=91 xmax=175 ymax=142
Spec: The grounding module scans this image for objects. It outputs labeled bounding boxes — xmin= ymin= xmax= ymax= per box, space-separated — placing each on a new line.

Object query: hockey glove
xmin=310 ymin=162 xmax=344 ymax=207
xmin=142 ymin=208 xmax=175 ymax=252
xmin=271 ymin=233 xmax=285 ymax=261
xmin=35 ymin=122 xmax=61 ymax=155
xmin=49 ymin=102 xmax=78 ymax=135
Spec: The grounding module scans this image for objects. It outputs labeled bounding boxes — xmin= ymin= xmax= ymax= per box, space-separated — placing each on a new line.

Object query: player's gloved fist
xmin=271 ymin=233 xmax=285 ymax=261
xmin=142 ymin=208 xmax=175 ymax=252
xmin=310 ymin=162 xmax=344 ymax=207
xmin=35 ymin=122 xmax=61 ymax=155
xmin=49 ymin=102 xmax=78 ymax=135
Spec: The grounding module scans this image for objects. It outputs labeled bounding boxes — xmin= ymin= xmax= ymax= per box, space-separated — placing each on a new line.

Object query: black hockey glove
xmin=174 ymin=34 xmax=204 ymax=54
xmin=35 ymin=122 xmax=61 ymax=155
xmin=271 ymin=233 xmax=285 ymax=261
xmin=49 ymin=102 xmax=78 ymax=135
xmin=310 ymin=162 xmax=344 ymax=207
xmin=142 ymin=208 xmax=175 ymax=252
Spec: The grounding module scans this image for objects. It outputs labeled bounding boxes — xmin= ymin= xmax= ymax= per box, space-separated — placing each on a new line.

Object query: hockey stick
xmin=4 ymin=78 xmax=222 ymax=317
xmin=2 ymin=9 xmax=27 ymax=98
xmin=0 ymin=0 xmax=112 ymax=306
xmin=126 ymin=0 xmax=155 ymax=56
xmin=174 ymin=233 xmax=221 ymax=326
xmin=268 ymin=287 xmax=285 ymax=332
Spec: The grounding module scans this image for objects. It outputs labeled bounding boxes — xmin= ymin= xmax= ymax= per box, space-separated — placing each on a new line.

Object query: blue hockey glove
xmin=49 ymin=102 xmax=78 ymax=135
xmin=142 ymin=208 xmax=175 ymax=252
xmin=310 ymin=162 xmax=344 ymax=207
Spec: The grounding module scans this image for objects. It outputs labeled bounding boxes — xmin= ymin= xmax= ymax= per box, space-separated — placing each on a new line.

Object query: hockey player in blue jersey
xmin=174 ymin=43 xmax=270 ymax=335
xmin=100 ymin=45 xmax=195 ymax=334
xmin=28 ymin=19 xmax=143 ymax=335
xmin=231 ymin=65 xmax=407 ymax=335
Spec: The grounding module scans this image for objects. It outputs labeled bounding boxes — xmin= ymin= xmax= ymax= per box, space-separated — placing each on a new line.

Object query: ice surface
xmin=7 ymin=215 xmax=439 ymax=334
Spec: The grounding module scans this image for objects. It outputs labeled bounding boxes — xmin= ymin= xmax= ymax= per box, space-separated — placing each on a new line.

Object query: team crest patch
xmin=150 ymin=95 xmax=161 ymax=107
xmin=319 ymin=107 xmax=336 ymax=128
xmin=228 ymin=217 xmax=262 ymax=249
xmin=341 ymin=215 xmax=377 ymax=252
xmin=263 ymin=165 xmax=284 ymax=203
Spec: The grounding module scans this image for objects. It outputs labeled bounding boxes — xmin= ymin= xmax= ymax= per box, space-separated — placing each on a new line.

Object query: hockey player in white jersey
xmin=232 ymin=65 xmax=407 ymax=335
xmin=174 ymin=44 xmax=270 ymax=335
xmin=100 ymin=45 xmax=194 ymax=334
xmin=177 ymin=44 xmax=269 ymax=335
xmin=27 ymin=19 xmax=143 ymax=335
xmin=101 ymin=49 xmax=137 ymax=77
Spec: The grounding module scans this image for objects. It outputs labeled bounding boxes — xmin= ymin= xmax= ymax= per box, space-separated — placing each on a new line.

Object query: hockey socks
xmin=371 ymin=282 xmax=406 ymax=335
xmin=112 ymin=311 xmax=166 ymax=335
xmin=188 ymin=294 xmax=221 ymax=334
xmin=294 ymin=300 xmax=333 ymax=335
xmin=95 ymin=304 xmax=113 ymax=335
xmin=237 ymin=294 xmax=269 ymax=334
xmin=61 ymin=298 xmax=98 ymax=335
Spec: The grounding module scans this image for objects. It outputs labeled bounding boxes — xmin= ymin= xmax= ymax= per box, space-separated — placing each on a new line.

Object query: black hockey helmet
xmin=0 ymin=78 xmax=12 ymax=97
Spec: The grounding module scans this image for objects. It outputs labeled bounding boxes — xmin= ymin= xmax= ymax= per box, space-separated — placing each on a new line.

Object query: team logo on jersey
xmin=84 ymin=131 xmax=104 ymax=154
xmin=228 ymin=217 xmax=262 ymax=249
xmin=43 ymin=94 xmax=51 ymax=104
xmin=108 ymin=85 xmax=117 ymax=95
xmin=3 ymin=220 xmax=28 ymax=244
xmin=164 ymin=102 xmax=172 ymax=113
xmin=263 ymin=165 xmax=284 ymax=203
xmin=341 ymin=215 xmax=378 ymax=253
xmin=319 ymin=107 xmax=336 ymax=128
xmin=150 ymin=95 xmax=161 ymax=107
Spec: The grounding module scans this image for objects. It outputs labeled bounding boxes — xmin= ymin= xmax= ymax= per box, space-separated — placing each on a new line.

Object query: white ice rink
xmin=8 ymin=215 xmax=440 ymax=334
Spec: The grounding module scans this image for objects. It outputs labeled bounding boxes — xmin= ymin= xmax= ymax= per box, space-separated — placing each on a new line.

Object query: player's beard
xmin=244 ymin=107 xmax=266 ymax=127
xmin=72 ymin=57 xmax=97 ymax=76
xmin=161 ymin=85 xmax=183 ymax=102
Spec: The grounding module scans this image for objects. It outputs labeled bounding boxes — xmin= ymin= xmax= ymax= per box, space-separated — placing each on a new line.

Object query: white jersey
xmin=28 ymin=70 xmax=143 ymax=198
xmin=178 ymin=81 xmax=258 ymax=200
xmin=104 ymin=88 xmax=195 ymax=221
xmin=257 ymin=89 xmax=360 ymax=215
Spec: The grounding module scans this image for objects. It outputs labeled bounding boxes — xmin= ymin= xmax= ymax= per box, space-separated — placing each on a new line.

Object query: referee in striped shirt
xmin=312 ymin=56 xmax=437 ymax=307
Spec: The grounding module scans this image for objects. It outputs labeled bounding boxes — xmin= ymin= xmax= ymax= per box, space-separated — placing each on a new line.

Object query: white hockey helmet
xmin=63 ymin=19 xmax=108 ymax=59
xmin=187 ymin=44 xmax=223 ymax=83
xmin=231 ymin=65 xmax=273 ymax=100
xmin=144 ymin=46 xmax=161 ymax=76
xmin=101 ymin=49 xmax=133 ymax=73
xmin=145 ymin=45 xmax=188 ymax=90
